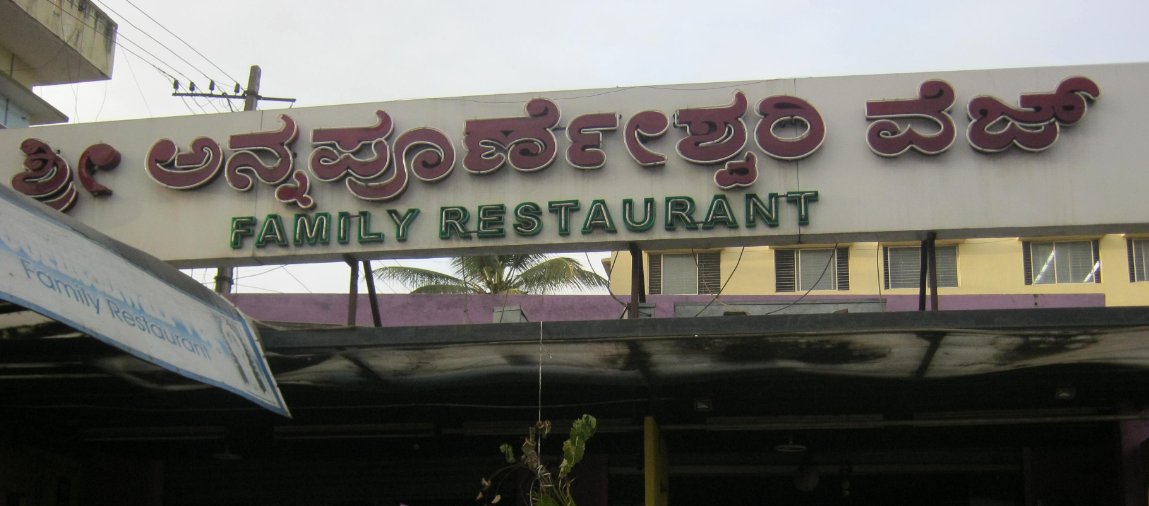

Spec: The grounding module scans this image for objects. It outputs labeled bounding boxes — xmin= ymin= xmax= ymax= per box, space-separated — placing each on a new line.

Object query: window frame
xmin=883 ymin=244 xmax=959 ymax=290
xmin=1130 ymin=238 xmax=1149 ymax=282
xmin=797 ymin=248 xmax=838 ymax=291
xmin=775 ymin=247 xmax=850 ymax=293
xmin=647 ymin=251 xmax=721 ymax=295
xmin=1023 ymin=239 xmax=1101 ymax=285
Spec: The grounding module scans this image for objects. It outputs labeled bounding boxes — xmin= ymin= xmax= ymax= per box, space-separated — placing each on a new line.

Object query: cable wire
xmin=588 ymin=252 xmax=627 ymax=307
xmin=49 ymin=1 xmax=192 ymax=83
xmin=120 ymin=0 xmax=240 ymax=84
xmin=92 ymin=0 xmax=227 ymax=86
xmin=692 ymin=247 xmax=747 ymax=317
xmin=764 ymin=243 xmax=840 ymax=316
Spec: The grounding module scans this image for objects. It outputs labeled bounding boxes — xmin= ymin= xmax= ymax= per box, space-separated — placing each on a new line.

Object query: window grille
xmin=1025 ymin=240 xmax=1101 ymax=285
xmin=647 ymin=252 xmax=722 ymax=295
xmin=776 ymin=248 xmax=849 ymax=292
xmin=883 ymin=245 xmax=958 ymax=289
xmin=1130 ymin=239 xmax=1148 ymax=282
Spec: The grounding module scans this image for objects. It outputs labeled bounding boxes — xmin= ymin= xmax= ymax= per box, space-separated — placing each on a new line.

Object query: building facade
xmin=0 ymin=0 xmax=116 ymax=128
xmin=610 ymin=234 xmax=1149 ymax=308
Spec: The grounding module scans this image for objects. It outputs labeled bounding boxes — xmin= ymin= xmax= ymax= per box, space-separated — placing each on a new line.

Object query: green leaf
xmin=500 ymin=443 xmax=516 ymax=464
xmin=374 ymin=254 xmax=608 ymax=295
xmin=373 ymin=266 xmax=477 ymax=293
xmin=558 ymin=415 xmax=597 ymax=479
xmin=517 ymin=258 xmax=609 ymax=295
xmin=532 ymin=493 xmax=561 ymax=506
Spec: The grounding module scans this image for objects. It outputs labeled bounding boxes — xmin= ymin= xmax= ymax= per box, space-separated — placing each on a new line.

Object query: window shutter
xmin=696 ymin=251 xmax=721 ymax=295
xmin=1022 ymin=241 xmax=1033 ymax=285
xmin=648 ymin=254 xmax=662 ymax=295
xmin=661 ymin=254 xmax=698 ymax=295
xmin=835 ymin=247 xmax=850 ymax=291
xmin=1130 ymin=238 xmax=1137 ymax=282
xmin=1091 ymin=239 xmax=1102 ymax=283
xmin=935 ymin=245 xmax=959 ymax=287
xmin=882 ymin=246 xmax=891 ymax=290
xmin=775 ymin=250 xmax=795 ymax=292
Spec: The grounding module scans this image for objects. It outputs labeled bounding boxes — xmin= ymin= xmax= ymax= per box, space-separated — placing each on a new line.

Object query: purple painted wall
xmin=228 ymin=293 xmax=1106 ymax=326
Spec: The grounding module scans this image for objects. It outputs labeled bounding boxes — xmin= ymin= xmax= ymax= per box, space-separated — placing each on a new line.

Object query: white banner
xmin=0 ymin=186 xmax=288 ymax=416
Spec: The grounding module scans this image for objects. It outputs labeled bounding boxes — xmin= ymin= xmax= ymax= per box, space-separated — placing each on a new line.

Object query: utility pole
xmin=172 ymin=64 xmax=296 ymax=111
xmin=243 ymin=65 xmax=261 ymax=111
xmin=195 ymin=65 xmax=296 ymax=294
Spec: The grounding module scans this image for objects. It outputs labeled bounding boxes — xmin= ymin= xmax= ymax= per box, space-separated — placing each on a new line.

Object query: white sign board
xmin=2 ymin=62 xmax=1148 ymax=267
xmin=0 ymin=186 xmax=288 ymax=416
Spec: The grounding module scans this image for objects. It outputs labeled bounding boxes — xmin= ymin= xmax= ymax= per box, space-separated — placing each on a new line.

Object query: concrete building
xmin=608 ymin=235 xmax=1149 ymax=310
xmin=2 ymin=61 xmax=1149 ymax=504
xmin=0 ymin=0 xmax=117 ymax=128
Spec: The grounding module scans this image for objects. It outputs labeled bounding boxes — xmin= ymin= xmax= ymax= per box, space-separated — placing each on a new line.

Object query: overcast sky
xmin=32 ymin=0 xmax=1149 ymax=294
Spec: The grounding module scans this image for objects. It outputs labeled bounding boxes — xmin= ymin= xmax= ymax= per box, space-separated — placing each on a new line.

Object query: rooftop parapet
xmin=0 ymin=0 xmax=117 ymax=87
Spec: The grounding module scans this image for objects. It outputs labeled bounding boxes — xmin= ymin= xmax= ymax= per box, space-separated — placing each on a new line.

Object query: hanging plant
xmin=477 ymin=415 xmax=597 ymax=506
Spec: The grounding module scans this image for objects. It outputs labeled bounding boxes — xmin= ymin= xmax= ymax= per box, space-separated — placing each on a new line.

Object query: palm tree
xmin=373 ymin=254 xmax=609 ymax=294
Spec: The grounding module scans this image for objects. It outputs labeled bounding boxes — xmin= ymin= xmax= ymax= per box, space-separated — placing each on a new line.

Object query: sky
xmin=31 ymin=0 xmax=1149 ymax=294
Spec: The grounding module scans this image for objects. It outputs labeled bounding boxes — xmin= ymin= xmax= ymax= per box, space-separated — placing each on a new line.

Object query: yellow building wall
xmin=605 ymin=234 xmax=1149 ymax=306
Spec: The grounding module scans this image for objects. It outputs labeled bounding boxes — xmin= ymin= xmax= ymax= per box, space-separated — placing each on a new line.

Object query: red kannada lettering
xmin=348 ymin=126 xmax=457 ymax=202
xmin=13 ymin=139 xmax=77 ymax=211
xmin=714 ymin=152 xmax=758 ymax=190
xmin=566 ymin=113 xmax=620 ymax=170
xmin=966 ymin=77 xmax=1100 ymax=152
xmin=309 ymin=110 xmax=393 ymax=183
xmin=754 ymin=95 xmax=826 ymax=160
xmin=394 ymin=127 xmax=455 ymax=183
xmin=623 ymin=110 xmax=670 ymax=167
xmin=76 ymin=143 xmax=121 ymax=196
xmin=674 ymin=91 xmax=748 ymax=164
xmin=463 ymin=98 xmax=560 ymax=174
xmin=145 ymin=137 xmax=225 ymax=190
xmin=865 ymin=80 xmax=956 ymax=156
xmin=274 ymin=170 xmax=314 ymax=209
xmin=226 ymin=114 xmax=299 ymax=191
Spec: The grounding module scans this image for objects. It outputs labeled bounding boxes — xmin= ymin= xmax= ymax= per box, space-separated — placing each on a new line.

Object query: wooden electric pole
xmin=243 ymin=65 xmax=261 ymax=111
xmin=195 ymin=65 xmax=296 ymax=293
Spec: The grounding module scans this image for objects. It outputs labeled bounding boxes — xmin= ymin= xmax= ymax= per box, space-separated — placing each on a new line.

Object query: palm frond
xmin=374 ymin=266 xmax=472 ymax=292
xmin=505 ymin=254 xmax=548 ymax=275
xmin=411 ymin=283 xmax=478 ymax=294
xmin=516 ymin=257 xmax=609 ymax=294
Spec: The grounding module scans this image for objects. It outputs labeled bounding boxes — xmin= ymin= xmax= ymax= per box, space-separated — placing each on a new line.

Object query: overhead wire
xmin=588 ymin=252 xmax=627 ymax=308
xmin=763 ymin=243 xmax=840 ymax=316
xmin=281 ymin=266 xmax=314 ymax=294
xmin=691 ymin=247 xmax=747 ymax=317
xmin=119 ymin=0 xmax=240 ymax=84
xmin=91 ymin=0 xmax=226 ymax=87
xmin=47 ymin=0 xmax=227 ymax=115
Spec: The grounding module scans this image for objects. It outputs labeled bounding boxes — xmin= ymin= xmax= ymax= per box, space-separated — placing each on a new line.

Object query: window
xmin=883 ymin=245 xmax=958 ymax=289
xmin=1130 ymin=239 xmax=1149 ymax=282
xmin=1023 ymin=240 xmax=1100 ymax=285
xmin=775 ymin=247 xmax=849 ymax=292
xmin=648 ymin=252 xmax=721 ymax=295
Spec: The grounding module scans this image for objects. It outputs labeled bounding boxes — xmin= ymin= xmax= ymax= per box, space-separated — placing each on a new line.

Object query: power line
xmin=91 ymin=0 xmax=226 ymax=87
xmin=122 ymin=51 xmax=153 ymax=117
xmin=47 ymin=0 xmax=217 ymax=116
xmin=119 ymin=0 xmax=240 ymax=84
xmin=48 ymin=1 xmax=192 ymax=83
